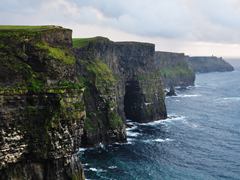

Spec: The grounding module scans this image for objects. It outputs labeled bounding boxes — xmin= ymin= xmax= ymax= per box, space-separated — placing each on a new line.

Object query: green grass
xmin=36 ymin=42 xmax=76 ymax=64
xmin=0 ymin=25 xmax=61 ymax=31
xmin=72 ymin=37 xmax=109 ymax=48
xmin=0 ymin=25 xmax=66 ymax=39
xmin=85 ymin=59 xmax=116 ymax=85
xmin=72 ymin=37 xmax=97 ymax=48
xmin=159 ymin=66 xmax=193 ymax=78
xmin=84 ymin=117 xmax=97 ymax=132
xmin=109 ymin=112 xmax=123 ymax=129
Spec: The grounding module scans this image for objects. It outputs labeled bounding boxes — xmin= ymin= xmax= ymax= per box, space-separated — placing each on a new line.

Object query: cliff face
xmin=74 ymin=37 xmax=167 ymax=128
xmin=0 ymin=29 xmax=168 ymax=179
xmin=154 ymin=51 xmax=195 ymax=88
xmin=0 ymin=26 xmax=85 ymax=179
xmin=188 ymin=56 xmax=234 ymax=73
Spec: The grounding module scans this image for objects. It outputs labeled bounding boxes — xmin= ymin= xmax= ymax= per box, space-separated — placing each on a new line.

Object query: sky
xmin=1 ymin=0 xmax=240 ymax=58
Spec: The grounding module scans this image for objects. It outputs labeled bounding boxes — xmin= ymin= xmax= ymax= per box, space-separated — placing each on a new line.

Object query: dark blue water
xmin=80 ymin=67 xmax=240 ymax=180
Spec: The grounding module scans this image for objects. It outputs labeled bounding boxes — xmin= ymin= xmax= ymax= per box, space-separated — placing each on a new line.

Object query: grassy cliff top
xmin=72 ymin=36 xmax=109 ymax=48
xmin=0 ymin=25 xmax=66 ymax=31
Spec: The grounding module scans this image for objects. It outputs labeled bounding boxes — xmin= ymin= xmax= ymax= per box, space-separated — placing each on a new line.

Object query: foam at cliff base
xmin=89 ymin=167 xmax=107 ymax=173
xmin=139 ymin=115 xmax=186 ymax=126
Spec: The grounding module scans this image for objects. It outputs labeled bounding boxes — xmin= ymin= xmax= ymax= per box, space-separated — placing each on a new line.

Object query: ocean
xmin=79 ymin=64 xmax=240 ymax=180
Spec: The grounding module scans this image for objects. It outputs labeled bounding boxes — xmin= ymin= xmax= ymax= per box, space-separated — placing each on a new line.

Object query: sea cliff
xmin=188 ymin=56 xmax=234 ymax=73
xmin=154 ymin=51 xmax=195 ymax=88
xmin=0 ymin=26 xmax=85 ymax=179
xmin=1 ymin=26 xmax=210 ymax=179
xmin=0 ymin=27 xmax=169 ymax=179
xmin=74 ymin=37 xmax=167 ymax=126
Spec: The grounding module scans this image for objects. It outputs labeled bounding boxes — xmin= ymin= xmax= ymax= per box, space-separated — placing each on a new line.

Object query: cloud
xmin=0 ymin=0 xmax=240 ymax=57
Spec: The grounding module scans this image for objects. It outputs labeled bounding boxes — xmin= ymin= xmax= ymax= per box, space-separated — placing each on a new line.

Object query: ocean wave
xmin=143 ymin=138 xmax=174 ymax=143
xmin=79 ymin=148 xmax=88 ymax=152
xmin=222 ymin=97 xmax=240 ymax=101
xmin=176 ymin=94 xmax=201 ymax=98
xmin=153 ymin=138 xmax=174 ymax=142
xmin=216 ymin=97 xmax=240 ymax=104
xmin=114 ymin=141 xmax=133 ymax=145
xmin=127 ymin=131 xmax=141 ymax=137
xmin=140 ymin=115 xmax=186 ymax=126
xmin=78 ymin=142 xmax=107 ymax=153
xmin=89 ymin=167 xmax=107 ymax=173
xmin=108 ymin=166 xmax=117 ymax=169
xmin=126 ymin=125 xmax=138 ymax=131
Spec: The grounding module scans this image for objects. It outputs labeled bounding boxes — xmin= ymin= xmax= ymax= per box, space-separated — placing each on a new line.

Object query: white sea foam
xmin=108 ymin=166 xmax=117 ymax=169
xmin=127 ymin=131 xmax=141 ymax=137
xmin=79 ymin=148 xmax=87 ymax=152
xmin=176 ymin=94 xmax=201 ymax=98
xmin=127 ymin=137 xmax=135 ymax=142
xmin=89 ymin=167 xmax=107 ymax=172
xmin=126 ymin=125 xmax=138 ymax=131
xmin=140 ymin=115 xmax=186 ymax=126
xmin=153 ymin=138 xmax=174 ymax=142
xmin=99 ymin=143 xmax=105 ymax=149
xmin=183 ymin=121 xmax=199 ymax=128
xmin=223 ymin=97 xmax=240 ymax=101
xmin=114 ymin=141 xmax=133 ymax=145
xmin=143 ymin=138 xmax=174 ymax=143
xmin=195 ymin=84 xmax=202 ymax=88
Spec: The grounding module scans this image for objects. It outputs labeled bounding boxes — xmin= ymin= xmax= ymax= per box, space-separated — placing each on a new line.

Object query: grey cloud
xmin=0 ymin=0 xmax=240 ymax=44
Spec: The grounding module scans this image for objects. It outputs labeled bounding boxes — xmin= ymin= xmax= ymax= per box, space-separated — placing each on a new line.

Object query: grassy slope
xmin=0 ymin=25 xmax=60 ymax=31
xmin=72 ymin=37 xmax=98 ymax=48
xmin=72 ymin=37 xmax=109 ymax=48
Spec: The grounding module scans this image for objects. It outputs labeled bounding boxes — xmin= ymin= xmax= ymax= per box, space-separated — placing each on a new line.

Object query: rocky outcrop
xmin=0 ymin=26 xmax=85 ymax=180
xmin=154 ymin=51 xmax=195 ymax=88
xmin=74 ymin=37 xmax=167 ymax=128
xmin=166 ymin=85 xmax=177 ymax=96
xmin=188 ymin=56 xmax=234 ymax=73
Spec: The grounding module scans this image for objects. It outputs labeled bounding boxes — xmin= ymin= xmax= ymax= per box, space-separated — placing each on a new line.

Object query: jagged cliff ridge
xmin=188 ymin=56 xmax=234 ymax=73
xmin=74 ymin=37 xmax=167 ymax=127
xmin=0 ymin=26 xmax=85 ymax=179
xmin=154 ymin=51 xmax=195 ymax=88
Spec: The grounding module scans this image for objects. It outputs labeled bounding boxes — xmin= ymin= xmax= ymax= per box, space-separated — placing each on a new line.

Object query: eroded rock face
xmin=0 ymin=26 xmax=85 ymax=180
xmin=0 ymin=90 xmax=86 ymax=180
xmin=74 ymin=38 xmax=167 ymax=127
xmin=188 ymin=56 xmax=234 ymax=73
xmin=154 ymin=51 xmax=195 ymax=88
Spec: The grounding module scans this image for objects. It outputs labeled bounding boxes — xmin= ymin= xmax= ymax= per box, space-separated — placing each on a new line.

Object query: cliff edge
xmin=188 ymin=56 xmax=234 ymax=73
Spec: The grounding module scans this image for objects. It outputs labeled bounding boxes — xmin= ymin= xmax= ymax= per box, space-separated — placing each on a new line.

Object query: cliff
xmin=0 ymin=27 xmax=168 ymax=179
xmin=74 ymin=37 xmax=167 ymax=127
xmin=0 ymin=26 xmax=85 ymax=179
xmin=188 ymin=56 xmax=234 ymax=73
xmin=154 ymin=51 xmax=195 ymax=88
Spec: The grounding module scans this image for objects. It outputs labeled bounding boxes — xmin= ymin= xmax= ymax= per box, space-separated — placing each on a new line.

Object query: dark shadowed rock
xmin=166 ymin=85 xmax=177 ymax=96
